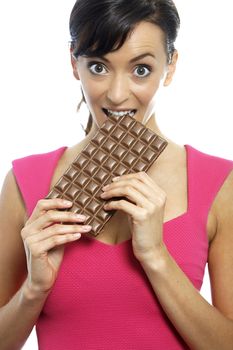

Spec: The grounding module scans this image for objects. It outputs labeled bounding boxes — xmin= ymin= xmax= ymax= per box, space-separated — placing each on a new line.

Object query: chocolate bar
xmin=46 ymin=115 xmax=168 ymax=236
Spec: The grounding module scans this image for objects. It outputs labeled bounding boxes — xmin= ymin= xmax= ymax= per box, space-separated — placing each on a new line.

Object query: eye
xmin=88 ymin=62 xmax=107 ymax=75
xmin=134 ymin=65 xmax=151 ymax=78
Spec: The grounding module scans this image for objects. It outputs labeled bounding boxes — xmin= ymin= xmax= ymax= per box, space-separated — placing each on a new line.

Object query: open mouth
xmin=102 ymin=108 xmax=137 ymax=118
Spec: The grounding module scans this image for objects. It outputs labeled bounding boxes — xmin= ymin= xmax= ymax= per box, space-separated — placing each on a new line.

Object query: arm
xmin=0 ymin=170 xmax=48 ymax=350
xmin=102 ymin=171 xmax=233 ymax=350
xmin=0 ymin=170 xmax=90 ymax=350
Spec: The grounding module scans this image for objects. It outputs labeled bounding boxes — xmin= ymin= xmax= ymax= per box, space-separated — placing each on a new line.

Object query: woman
xmin=0 ymin=0 xmax=233 ymax=349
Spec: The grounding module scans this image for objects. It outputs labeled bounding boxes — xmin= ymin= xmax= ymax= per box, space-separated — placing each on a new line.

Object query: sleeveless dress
xmin=12 ymin=145 xmax=233 ymax=350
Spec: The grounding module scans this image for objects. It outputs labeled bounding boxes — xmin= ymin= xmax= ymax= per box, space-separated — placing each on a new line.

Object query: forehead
xmin=105 ymin=21 xmax=167 ymax=61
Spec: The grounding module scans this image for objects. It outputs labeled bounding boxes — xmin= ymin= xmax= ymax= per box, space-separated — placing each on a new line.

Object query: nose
xmin=106 ymin=75 xmax=130 ymax=105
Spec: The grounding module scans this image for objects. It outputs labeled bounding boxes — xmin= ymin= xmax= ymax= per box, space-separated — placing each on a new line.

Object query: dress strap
xmin=186 ymin=145 xmax=233 ymax=220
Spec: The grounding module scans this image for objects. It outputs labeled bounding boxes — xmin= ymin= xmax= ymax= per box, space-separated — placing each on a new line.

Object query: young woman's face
xmin=72 ymin=21 xmax=177 ymax=127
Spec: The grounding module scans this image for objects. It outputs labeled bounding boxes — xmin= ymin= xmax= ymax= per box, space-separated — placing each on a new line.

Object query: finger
xmin=112 ymin=179 xmax=154 ymax=200
xmin=112 ymin=172 xmax=155 ymax=187
xmin=29 ymin=232 xmax=83 ymax=256
xmin=25 ymin=223 xmax=92 ymax=245
xmin=27 ymin=198 xmax=73 ymax=224
xmin=22 ymin=211 xmax=88 ymax=238
xmin=104 ymin=199 xmax=147 ymax=222
xmin=101 ymin=183 xmax=151 ymax=209
xmin=113 ymin=172 xmax=158 ymax=191
xmin=103 ymin=177 xmax=158 ymax=203
xmin=37 ymin=210 xmax=87 ymax=229
xmin=111 ymin=172 xmax=166 ymax=201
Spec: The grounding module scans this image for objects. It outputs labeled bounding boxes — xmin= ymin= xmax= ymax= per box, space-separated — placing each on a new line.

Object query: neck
xmin=145 ymin=114 xmax=167 ymax=139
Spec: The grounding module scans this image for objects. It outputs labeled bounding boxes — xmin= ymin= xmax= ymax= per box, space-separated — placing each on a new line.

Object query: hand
xmin=21 ymin=198 xmax=91 ymax=295
xmin=101 ymin=172 xmax=166 ymax=261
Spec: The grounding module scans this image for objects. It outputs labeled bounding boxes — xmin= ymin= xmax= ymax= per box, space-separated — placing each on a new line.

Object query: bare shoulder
xmin=0 ymin=169 xmax=27 ymax=306
xmin=0 ymin=169 xmax=27 ymax=221
xmin=208 ymin=169 xmax=233 ymax=319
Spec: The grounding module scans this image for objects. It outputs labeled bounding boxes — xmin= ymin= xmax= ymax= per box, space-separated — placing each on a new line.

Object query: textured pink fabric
xmin=12 ymin=145 xmax=233 ymax=350
xmin=12 ymin=147 xmax=67 ymax=215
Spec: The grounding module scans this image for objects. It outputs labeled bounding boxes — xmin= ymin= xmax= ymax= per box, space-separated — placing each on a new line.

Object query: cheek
xmin=78 ymin=70 xmax=101 ymax=103
xmin=134 ymin=79 xmax=160 ymax=105
xmin=81 ymin=81 xmax=101 ymax=105
xmin=79 ymin=77 xmax=107 ymax=126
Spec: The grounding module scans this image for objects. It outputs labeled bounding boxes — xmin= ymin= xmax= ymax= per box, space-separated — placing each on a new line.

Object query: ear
xmin=163 ymin=50 xmax=178 ymax=87
xmin=70 ymin=49 xmax=80 ymax=81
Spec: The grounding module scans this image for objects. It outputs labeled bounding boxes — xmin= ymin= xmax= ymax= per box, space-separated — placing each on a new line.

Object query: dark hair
xmin=69 ymin=0 xmax=180 ymax=134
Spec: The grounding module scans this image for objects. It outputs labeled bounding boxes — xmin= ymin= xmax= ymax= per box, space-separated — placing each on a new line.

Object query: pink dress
xmin=12 ymin=145 xmax=233 ymax=350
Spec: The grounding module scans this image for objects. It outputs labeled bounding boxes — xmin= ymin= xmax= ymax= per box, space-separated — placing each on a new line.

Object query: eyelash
xmin=134 ymin=65 xmax=152 ymax=77
xmin=87 ymin=62 xmax=108 ymax=75
xmin=87 ymin=62 xmax=152 ymax=78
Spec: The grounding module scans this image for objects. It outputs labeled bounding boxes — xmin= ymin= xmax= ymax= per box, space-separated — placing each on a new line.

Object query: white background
xmin=0 ymin=1 xmax=232 ymax=349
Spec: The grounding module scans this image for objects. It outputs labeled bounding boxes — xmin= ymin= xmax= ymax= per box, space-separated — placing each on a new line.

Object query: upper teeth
xmin=107 ymin=109 xmax=135 ymax=117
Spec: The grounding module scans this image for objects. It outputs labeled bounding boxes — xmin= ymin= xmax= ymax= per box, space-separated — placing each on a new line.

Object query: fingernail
xmin=81 ymin=225 xmax=92 ymax=232
xmin=75 ymin=214 xmax=86 ymax=220
xmin=102 ymin=184 xmax=110 ymax=191
xmin=63 ymin=200 xmax=72 ymax=206
xmin=73 ymin=233 xmax=81 ymax=239
xmin=100 ymin=192 xmax=107 ymax=198
xmin=112 ymin=176 xmax=120 ymax=182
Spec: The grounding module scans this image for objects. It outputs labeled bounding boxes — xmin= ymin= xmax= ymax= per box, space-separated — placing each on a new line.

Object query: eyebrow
xmin=92 ymin=53 xmax=156 ymax=63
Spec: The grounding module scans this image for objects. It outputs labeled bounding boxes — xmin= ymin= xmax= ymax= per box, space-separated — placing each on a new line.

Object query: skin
xmin=72 ymin=22 xmax=176 ymax=130
xmin=0 ymin=21 xmax=233 ymax=350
